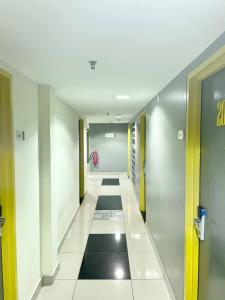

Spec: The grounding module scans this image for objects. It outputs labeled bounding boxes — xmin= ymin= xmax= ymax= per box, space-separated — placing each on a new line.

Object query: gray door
xmin=198 ymin=67 xmax=225 ymax=300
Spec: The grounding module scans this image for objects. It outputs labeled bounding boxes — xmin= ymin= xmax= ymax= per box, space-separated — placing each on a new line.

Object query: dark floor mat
xmin=78 ymin=252 xmax=130 ymax=279
xmin=102 ymin=178 xmax=120 ymax=186
xmin=85 ymin=234 xmax=127 ymax=252
xmin=96 ymin=195 xmax=122 ymax=210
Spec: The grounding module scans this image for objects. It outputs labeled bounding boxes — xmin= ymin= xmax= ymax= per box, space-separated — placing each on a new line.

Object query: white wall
xmin=83 ymin=119 xmax=88 ymax=193
xmin=50 ymin=97 xmax=80 ymax=246
xmin=0 ymin=60 xmax=41 ymax=299
xmin=39 ymin=86 xmax=58 ymax=279
xmin=0 ymin=61 xmax=86 ymax=300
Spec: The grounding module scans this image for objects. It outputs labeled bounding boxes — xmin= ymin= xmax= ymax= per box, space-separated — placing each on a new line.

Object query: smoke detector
xmin=89 ymin=60 xmax=98 ymax=70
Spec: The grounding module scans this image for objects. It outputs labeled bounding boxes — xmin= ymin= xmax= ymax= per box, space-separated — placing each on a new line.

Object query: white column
xmin=38 ymin=85 xmax=58 ymax=285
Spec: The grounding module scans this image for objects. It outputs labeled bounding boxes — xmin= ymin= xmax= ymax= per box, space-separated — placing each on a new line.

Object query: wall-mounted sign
xmin=216 ymin=100 xmax=225 ymax=127
xmin=105 ymin=133 xmax=116 ymax=138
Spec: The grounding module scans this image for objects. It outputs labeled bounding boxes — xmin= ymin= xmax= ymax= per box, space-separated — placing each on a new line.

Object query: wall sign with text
xmin=216 ymin=100 xmax=225 ymax=127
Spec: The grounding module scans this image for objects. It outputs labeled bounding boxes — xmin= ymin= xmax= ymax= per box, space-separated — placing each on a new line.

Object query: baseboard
xmin=42 ymin=261 xmax=60 ymax=286
xmin=80 ymin=196 xmax=84 ymax=204
xmin=129 ymin=178 xmax=140 ymax=207
xmin=141 ymin=211 xmax=146 ymax=222
xmin=145 ymin=223 xmax=176 ymax=300
xmin=29 ymin=278 xmax=42 ymax=300
xmin=57 ymin=207 xmax=79 ymax=252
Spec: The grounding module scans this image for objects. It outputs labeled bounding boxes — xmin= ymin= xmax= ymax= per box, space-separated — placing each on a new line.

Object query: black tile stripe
xmin=96 ymin=195 xmax=122 ymax=210
xmin=78 ymin=185 xmax=131 ymax=280
xmin=85 ymin=234 xmax=128 ymax=252
xmin=102 ymin=178 xmax=120 ymax=185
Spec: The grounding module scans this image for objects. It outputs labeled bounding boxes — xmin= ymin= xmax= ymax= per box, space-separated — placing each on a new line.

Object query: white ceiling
xmin=0 ymin=0 xmax=225 ymax=118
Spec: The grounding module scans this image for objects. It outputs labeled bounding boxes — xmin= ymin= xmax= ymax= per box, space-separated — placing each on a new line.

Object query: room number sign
xmin=216 ymin=100 xmax=225 ymax=127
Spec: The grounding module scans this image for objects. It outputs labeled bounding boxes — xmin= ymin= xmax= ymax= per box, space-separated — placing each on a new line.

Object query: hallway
xmin=0 ymin=2 xmax=225 ymax=299
xmin=37 ymin=174 xmax=171 ymax=300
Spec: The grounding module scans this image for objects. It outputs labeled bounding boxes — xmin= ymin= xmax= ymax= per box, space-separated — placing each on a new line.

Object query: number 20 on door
xmin=216 ymin=100 xmax=225 ymax=127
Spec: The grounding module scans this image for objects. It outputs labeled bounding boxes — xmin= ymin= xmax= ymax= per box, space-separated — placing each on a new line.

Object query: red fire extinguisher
xmin=89 ymin=151 xmax=99 ymax=167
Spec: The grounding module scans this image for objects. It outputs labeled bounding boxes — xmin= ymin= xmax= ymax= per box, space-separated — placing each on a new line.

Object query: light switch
xmin=16 ymin=130 xmax=25 ymax=141
xmin=177 ymin=130 xmax=185 ymax=140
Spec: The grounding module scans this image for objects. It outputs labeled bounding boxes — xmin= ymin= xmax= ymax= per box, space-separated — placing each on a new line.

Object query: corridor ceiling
xmin=0 ymin=0 xmax=225 ymax=116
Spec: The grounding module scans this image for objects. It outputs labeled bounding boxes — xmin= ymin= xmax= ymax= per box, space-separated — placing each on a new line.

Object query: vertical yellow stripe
xmin=0 ymin=70 xmax=18 ymax=299
xmin=185 ymin=78 xmax=200 ymax=300
xmin=139 ymin=114 xmax=146 ymax=212
xmin=79 ymin=119 xmax=85 ymax=200
xmin=127 ymin=124 xmax=131 ymax=178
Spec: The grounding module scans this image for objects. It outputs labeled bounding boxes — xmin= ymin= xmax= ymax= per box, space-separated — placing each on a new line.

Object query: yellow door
xmin=79 ymin=119 xmax=85 ymax=204
xmin=127 ymin=123 xmax=131 ymax=178
xmin=139 ymin=114 xmax=146 ymax=221
xmin=184 ymin=46 xmax=225 ymax=300
xmin=0 ymin=70 xmax=18 ymax=299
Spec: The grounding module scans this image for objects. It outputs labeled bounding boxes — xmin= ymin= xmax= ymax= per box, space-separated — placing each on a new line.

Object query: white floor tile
xmin=73 ymin=280 xmax=133 ymax=300
xmin=124 ymin=210 xmax=142 ymax=218
xmin=125 ymin=221 xmax=148 ymax=234
xmin=129 ymin=253 xmax=163 ymax=279
xmin=69 ymin=220 xmax=92 ymax=234
xmin=123 ymin=208 xmax=140 ymax=214
xmin=37 ymin=280 xmax=76 ymax=300
xmin=132 ymin=280 xmax=171 ymax=300
xmin=60 ymin=233 xmax=88 ymax=253
xmin=126 ymin=234 xmax=154 ymax=253
xmin=99 ymin=186 xmax=121 ymax=195
xmin=76 ymin=209 xmax=94 ymax=221
xmin=80 ymin=202 xmax=96 ymax=210
xmin=90 ymin=220 xmax=125 ymax=234
xmin=124 ymin=213 xmax=143 ymax=223
xmin=57 ymin=253 xmax=83 ymax=279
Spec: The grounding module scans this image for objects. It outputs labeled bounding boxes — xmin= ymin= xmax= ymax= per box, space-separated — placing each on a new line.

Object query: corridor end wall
xmin=89 ymin=123 xmax=128 ymax=172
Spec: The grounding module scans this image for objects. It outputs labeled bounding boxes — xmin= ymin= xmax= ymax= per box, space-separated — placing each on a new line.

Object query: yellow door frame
xmin=185 ymin=46 xmax=225 ymax=300
xmin=139 ymin=114 xmax=146 ymax=220
xmin=0 ymin=69 xmax=18 ymax=299
xmin=127 ymin=123 xmax=131 ymax=178
xmin=79 ymin=119 xmax=85 ymax=203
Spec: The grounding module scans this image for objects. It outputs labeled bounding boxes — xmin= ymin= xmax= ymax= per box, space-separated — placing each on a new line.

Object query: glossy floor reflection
xmin=78 ymin=252 xmax=131 ymax=279
xmin=85 ymin=234 xmax=127 ymax=252
xmin=37 ymin=174 xmax=171 ymax=300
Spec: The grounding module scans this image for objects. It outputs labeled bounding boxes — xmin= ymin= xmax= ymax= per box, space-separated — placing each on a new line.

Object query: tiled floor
xmin=37 ymin=174 xmax=171 ymax=300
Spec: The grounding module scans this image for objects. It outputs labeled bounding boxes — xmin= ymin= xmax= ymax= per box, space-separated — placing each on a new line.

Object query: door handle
xmin=143 ymin=161 xmax=146 ymax=175
xmin=0 ymin=217 xmax=6 ymax=237
xmin=194 ymin=206 xmax=208 ymax=241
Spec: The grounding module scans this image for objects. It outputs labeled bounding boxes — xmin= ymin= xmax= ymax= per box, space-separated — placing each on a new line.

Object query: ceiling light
xmin=116 ymin=95 xmax=130 ymax=100
xmin=115 ymin=114 xmax=122 ymax=119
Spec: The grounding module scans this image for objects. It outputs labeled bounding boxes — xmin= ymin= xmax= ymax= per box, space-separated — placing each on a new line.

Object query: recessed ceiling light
xmin=116 ymin=95 xmax=130 ymax=100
